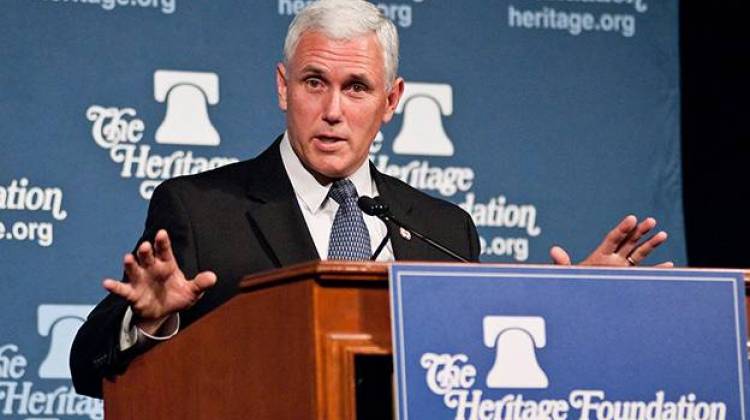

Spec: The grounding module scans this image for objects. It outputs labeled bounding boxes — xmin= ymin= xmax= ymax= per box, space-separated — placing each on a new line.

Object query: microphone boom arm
xmin=358 ymin=196 xmax=469 ymax=263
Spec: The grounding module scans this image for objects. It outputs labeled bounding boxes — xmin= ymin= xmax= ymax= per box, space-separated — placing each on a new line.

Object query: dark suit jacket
xmin=70 ymin=137 xmax=480 ymax=398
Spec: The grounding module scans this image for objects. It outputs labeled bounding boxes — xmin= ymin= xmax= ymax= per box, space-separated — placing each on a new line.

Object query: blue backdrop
xmin=0 ymin=1 xmax=682 ymax=418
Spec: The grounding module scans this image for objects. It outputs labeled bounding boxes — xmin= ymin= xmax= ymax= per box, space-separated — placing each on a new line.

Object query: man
xmin=70 ymin=0 xmax=670 ymax=399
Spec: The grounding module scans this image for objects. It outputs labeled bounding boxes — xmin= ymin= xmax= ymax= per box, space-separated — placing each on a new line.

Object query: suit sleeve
xmin=69 ymin=180 xmax=199 ymax=398
xmin=465 ymin=211 xmax=481 ymax=262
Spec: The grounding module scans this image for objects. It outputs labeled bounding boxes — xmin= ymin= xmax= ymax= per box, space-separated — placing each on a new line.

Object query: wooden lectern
xmin=101 ymin=263 xmax=750 ymax=419
xmin=102 ymin=261 xmax=392 ymax=419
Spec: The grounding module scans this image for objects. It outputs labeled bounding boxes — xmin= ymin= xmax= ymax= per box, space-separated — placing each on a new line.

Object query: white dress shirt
xmin=279 ymin=132 xmax=393 ymax=261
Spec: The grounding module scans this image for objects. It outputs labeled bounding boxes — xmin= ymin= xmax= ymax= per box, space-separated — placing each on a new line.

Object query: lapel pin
xmin=399 ymin=227 xmax=412 ymax=241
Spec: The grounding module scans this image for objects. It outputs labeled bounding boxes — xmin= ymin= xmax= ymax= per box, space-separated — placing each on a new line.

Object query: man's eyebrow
xmin=298 ymin=65 xmax=325 ymax=75
xmin=347 ymin=72 xmax=374 ymax=85
xmin=297 ymin=66 xmax=375 ymax=86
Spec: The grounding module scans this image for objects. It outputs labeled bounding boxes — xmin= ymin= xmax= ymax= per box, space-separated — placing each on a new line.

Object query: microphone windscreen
xmin=358 ymin=196 xmax=389 ymax=216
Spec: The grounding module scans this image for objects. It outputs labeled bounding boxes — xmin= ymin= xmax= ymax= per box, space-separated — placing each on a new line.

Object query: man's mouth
xmin=315 ymin=134 xmax=346 ymax=143
xmin=313 ymin=134 xmax=348 ymax=152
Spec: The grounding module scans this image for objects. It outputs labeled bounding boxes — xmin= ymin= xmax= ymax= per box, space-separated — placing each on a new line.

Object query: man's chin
xmin=318 ymin=169 xmax=351 ymax=183
xmin=304 ymin=161 xmax=353 ymax=184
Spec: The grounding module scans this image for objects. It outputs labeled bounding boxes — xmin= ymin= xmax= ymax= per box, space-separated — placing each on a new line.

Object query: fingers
xmin=599 ymin=215 xmax=638 ymax=254
xmin=627 ymin=231 xmax=668 ymax=264
xmin=153 ymin=229 xmax=176 ymax=263
xmin=191 ymin=271 xmax=217 ymax=294
xmin=103 ymin=278 xmax=136 ymax=302
xmin=123 ymin=253 xmax=143 ymax=282
xmin=616 ymin=217 xmax=656 ymax=256
xmin=549 ymin=246 xmax=572 ymax=265
xmin=136 ymin=240 xmax=155 ymax=266
xmin=655 ymin=261 xmax=675 ymax=268
xmin=578 ymin=215 xmax=671 ymax=267
xmin=103 ymin=230 xmax=197 ymax=320
xmin=125 ymin=230 xmax=176 ymax=283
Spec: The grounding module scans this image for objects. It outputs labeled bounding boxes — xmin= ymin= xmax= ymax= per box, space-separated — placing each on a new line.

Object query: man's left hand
xmin=549 ymin=215 xmax=673 ymax=267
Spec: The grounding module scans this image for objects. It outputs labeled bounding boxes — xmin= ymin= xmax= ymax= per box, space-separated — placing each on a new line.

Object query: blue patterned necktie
xmin=327 ymin=179 xmax=372 ymax=260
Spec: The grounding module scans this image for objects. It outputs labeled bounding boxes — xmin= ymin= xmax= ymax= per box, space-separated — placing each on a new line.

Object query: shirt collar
xmin=280 ymin=131 xmax=374 ymax=214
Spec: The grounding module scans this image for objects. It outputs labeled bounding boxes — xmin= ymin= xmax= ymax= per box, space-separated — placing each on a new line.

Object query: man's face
xmin=276 ymin=31 xmax=404 ymax=182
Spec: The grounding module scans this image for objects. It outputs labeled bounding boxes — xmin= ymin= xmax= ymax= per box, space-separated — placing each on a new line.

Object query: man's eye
xmin=350 ymin=83 xmax=368 ymax=93
xmin=305 ymin=78 xmax=323 ymax=89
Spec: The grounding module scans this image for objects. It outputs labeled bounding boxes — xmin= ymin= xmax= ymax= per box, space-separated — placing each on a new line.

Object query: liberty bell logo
xmin=154 ymin=70 xmax=221 ymax=146
xmin=392 ymin=82 xmax=455 ymax=156
xmin=483 ymin=316 xmax=549 ymax=388
xmin=37 ymin=304 xmax=94 ymax=379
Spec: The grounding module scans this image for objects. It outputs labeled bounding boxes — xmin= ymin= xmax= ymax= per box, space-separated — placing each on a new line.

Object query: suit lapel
xmin=371 ymin=164 xmax=418 ymax=261
xmin=244 ymin=138 xmax=319 ymax=267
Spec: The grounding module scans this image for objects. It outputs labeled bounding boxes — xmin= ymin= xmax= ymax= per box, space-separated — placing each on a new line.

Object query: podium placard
xmin=390 ymin=264 xmax=749 ymax=420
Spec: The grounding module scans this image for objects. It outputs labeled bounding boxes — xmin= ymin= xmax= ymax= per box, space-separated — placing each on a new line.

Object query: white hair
xmin=283 ymin=0 xmax=400 ymax=90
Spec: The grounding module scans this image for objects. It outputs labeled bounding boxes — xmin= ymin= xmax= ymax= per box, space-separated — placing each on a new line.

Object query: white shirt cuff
xmin=119 ymin=307 xmax=180 ymax=351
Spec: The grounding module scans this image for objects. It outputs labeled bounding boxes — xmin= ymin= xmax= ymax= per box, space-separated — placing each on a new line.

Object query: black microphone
xmin=357 ymin=196 xmax=469 ymax=263
xmin=358 ymin=196 xmax=391 ymax=260
xmin=358 ymin=196 xmax=389 ymax=218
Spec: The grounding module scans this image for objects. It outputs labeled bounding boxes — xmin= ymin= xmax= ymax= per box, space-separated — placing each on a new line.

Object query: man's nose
xmin=322 ymin=90 xmax=343 ymax=124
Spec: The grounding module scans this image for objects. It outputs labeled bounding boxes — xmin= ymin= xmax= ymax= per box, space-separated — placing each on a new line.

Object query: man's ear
xmin=276 ymin=63 xmax=288 ymax=112
xmin=382 ymin=77 xmax=405 ymax=124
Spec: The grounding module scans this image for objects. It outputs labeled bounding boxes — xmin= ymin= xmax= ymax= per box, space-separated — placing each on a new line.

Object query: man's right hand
xmin=102 ymin=229 xmax=217 ymax=335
